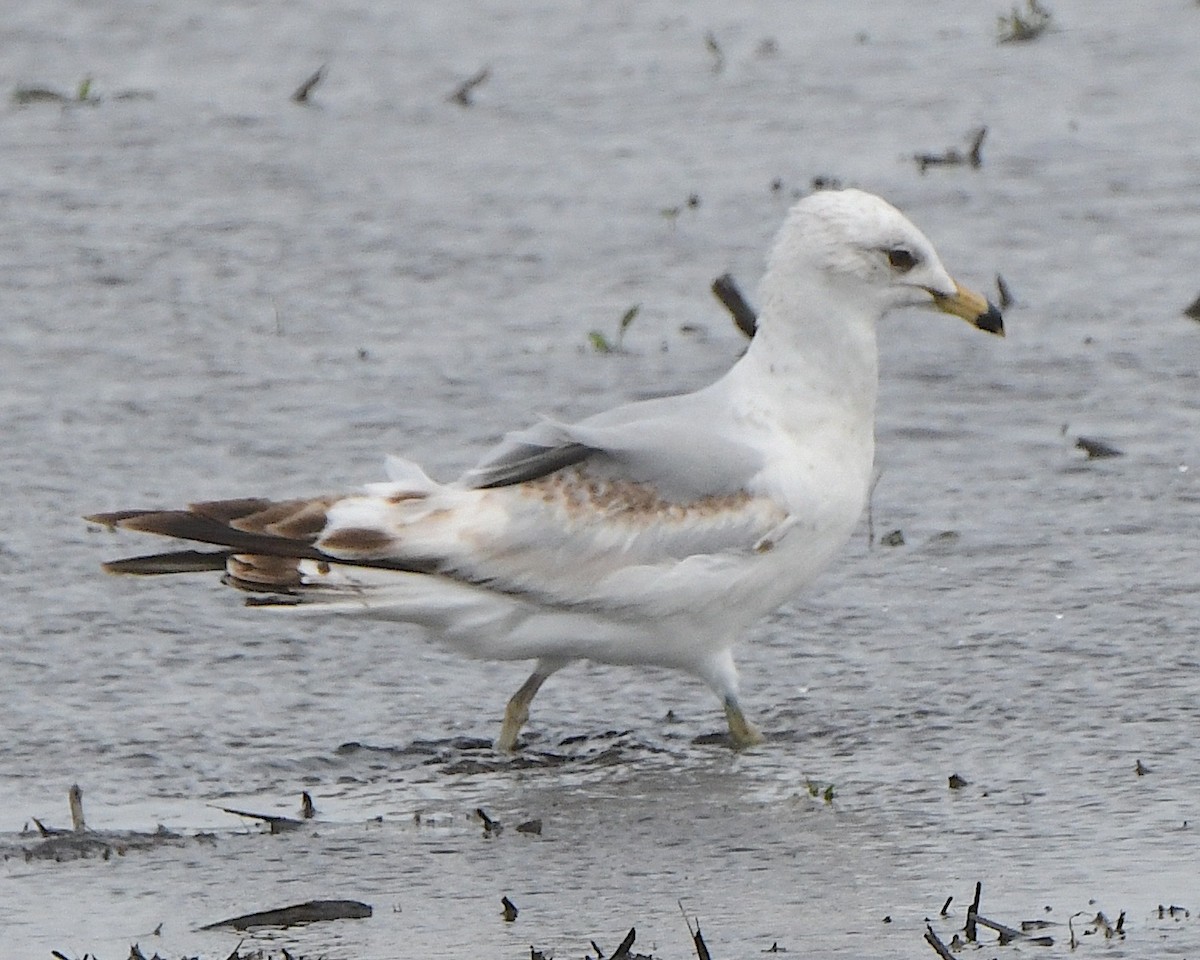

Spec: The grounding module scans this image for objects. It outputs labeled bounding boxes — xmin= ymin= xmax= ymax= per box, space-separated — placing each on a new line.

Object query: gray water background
xmin=1 ymin=0 xmax=1199 ymax=956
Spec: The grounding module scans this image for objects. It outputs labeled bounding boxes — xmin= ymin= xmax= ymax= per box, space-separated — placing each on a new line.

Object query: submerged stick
xmin=923 ymin=925 xmax=956 ymax=960
xmin=965 ymin=881 xmax=982 ymax=942
xmin=679 ymin=902 xmax=712 ymax=960
xmin=69 ymin=784 xmax=86 ymax=832
xmin=610 ymin=927 xmax=637 ymax=959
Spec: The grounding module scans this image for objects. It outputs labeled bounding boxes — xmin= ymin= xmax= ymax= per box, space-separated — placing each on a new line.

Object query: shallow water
xmin=2 ymin=0 xmax=1199 ymax=957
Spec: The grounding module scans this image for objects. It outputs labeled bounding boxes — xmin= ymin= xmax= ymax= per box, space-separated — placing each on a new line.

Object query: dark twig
xmin=975 ymin=914 xmax=1024 ymax=945
xmin=915 ymin=127 xmax=987 ymax=173
xmin=965 ymin=881 xmax=982 ymax=942
xmin=996 ymin=273 xmax=1014 ymax=309
xmin=610 ymin=927 xmax=637 ymax=959
xmin=940 ymin=896 xmax=953 ymax=916
xmin=711 ymin=273 xmax=758 ymax=338
xmin=679 ymin=903 xmax=712 ymax=960
xmin=923 ymin=924 xmax=956 ymax=960
xmin=217 ymin=805 xmax=303 ymax=834
xmin=291 ymin=65 xmax=326 ymax=103
xmin=449 ymin=66 xmax=490 ymax=106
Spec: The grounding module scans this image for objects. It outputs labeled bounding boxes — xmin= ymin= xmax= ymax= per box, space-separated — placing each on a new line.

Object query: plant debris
xmin=711 ymin=274 xmax=758 ymax=338
xmin=996 ymin=273 xmax=1014 ymax=309
xmin=291 ymin=65 xmax=326 ymax=104
xmin=926 ymin=881 xmax=1059 ymax=954
xmin=704 ymin=31 xmax=724 ymax=73
xmin=201 ymin=899 xmax=372 ymax=930
xmin=449 ymin=66 xmax=490 ymax=106
xmin=1075 ymin=436 xmax=1123 ymax=459
xmin=502 ymin=896 xmax=519 ymax=922
xmin=216 ymin=793 xmax=316 ymax=834
xmin=997 ymin=0 xmax=1053 ymax=43
xmin=914 ymin=127 xmax=987 ymax=173
xmin=8 ymin=785 xmax=186 ymax=863
xmin=13 ymin=76 xmax=98 ymax=105
xmin=1183 ymin=293 xmax=1200 ymax=321
xmin=588 ymin=305 xmax=640 ymax=353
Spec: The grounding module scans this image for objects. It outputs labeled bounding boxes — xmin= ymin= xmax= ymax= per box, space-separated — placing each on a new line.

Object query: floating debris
xmin=811 ymin=175 xmax=844 ymax=191
xmin=965 ymin=881 xmax=982 ymax=942
xmin=996 ymin=273 xmax=1014 ymax=309
xmin=880 ymin=529 xmax=905 ymax=547
xmin=476 ymin=806 xmax=502 ymax=835
xmin=502 ymin=896 xmax=519 ymax=922
xmin=1136 ymin=759 xmax=1150 ymax=776
xmin=516 ymin=818 xmax=543 ymax=835
xmin=914 ymin=127 xmax=987 ymax=174
xmin=8 ymin=786 xmax=187 ymax=863
xmin=449 ymin=66 xmax=490 ymax=106
xmin=924 ymin=924 xmax=956 ymax=960
xmin=1183 ymin=293 xmax=1200 ymax=321
xmin=681 ymin=910 xmax=712 ymax=960
xmin=998 ymin=0 xmax=1053 ymax=43
xmin=217 ymin=803 xmax=305 ymax=834
xmin=68 ymin=784 xmax=86 ymax=831
xmin=948 ymin=773 xmax=969 ymax=789
xmin=711 ymin=273 xmax=758 ymax=338
xmin=291 ymin=65 xmax=326 ymax=104
xmin=928 ymin=881 xmax=1057 ymax=953
xmin=659 ymin=193 xmax=701 ymax=221
xmin=704 ymin=31 xmax=725 ymax=73
xmin=300 ymin=791 xmax=316 ymax=819
xmin=201 ymin=899 xmax=372 ymax=930
xmin=588 ymin=305 xmax=640 ymax=353
xmin=13 ymin=76 xmax=98 ymax=106
xmin=1075 ymin=436 xmax=1123 ymax=459
xmin=12 ymin=85 xmax=71 ymax=104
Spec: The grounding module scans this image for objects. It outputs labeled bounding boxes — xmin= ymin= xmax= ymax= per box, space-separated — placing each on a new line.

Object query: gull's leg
xmin=496 ymin=658 xmax=567 ymax=752
xmin=703 ymin=648 xmax=765 ymax=748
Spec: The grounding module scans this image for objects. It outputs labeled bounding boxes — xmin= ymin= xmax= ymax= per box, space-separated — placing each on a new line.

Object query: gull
xmin=88 ymin=189 xmax=1002 ymax=751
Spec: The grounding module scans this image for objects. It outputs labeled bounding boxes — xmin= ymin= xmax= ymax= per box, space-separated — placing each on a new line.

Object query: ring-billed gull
xmin=88 ymin=189 xmax=1002 ymax=750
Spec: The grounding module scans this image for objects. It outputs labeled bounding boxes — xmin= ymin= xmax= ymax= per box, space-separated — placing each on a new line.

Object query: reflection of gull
xmin=89 ymin=189 xmax=1002 ymax=750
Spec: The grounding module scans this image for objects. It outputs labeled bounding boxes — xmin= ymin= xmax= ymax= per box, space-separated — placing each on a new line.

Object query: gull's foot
xmin=724 ymin=701 xmax=765 ymax=749
xmin=495 ymin=707 xmax=526 ymax=753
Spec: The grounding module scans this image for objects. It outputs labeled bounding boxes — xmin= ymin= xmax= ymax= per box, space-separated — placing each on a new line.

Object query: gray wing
xmin=458 ymin=388 xmax=763 ymax=501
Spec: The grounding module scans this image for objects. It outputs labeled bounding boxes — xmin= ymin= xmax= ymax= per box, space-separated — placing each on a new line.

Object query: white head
xmin=761 ymin=188 xmax=1002 ymax=334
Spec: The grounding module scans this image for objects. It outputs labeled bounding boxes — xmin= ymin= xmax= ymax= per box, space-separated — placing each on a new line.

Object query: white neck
xmin=732 ymin=266 xmax=881 ymax=437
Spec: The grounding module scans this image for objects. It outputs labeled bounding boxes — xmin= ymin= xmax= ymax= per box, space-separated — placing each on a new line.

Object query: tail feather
xmin=101 ymin=549 xmax=234 ymax=575
xmin=86 ymin=508 xmax=328 ymax=560
xmin=85 ymin=498 xmax=442 ymax=597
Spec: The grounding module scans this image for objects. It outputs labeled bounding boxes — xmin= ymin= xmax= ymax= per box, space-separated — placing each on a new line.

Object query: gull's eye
xmin=885 ymin=248 xmax=918 ymax=272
